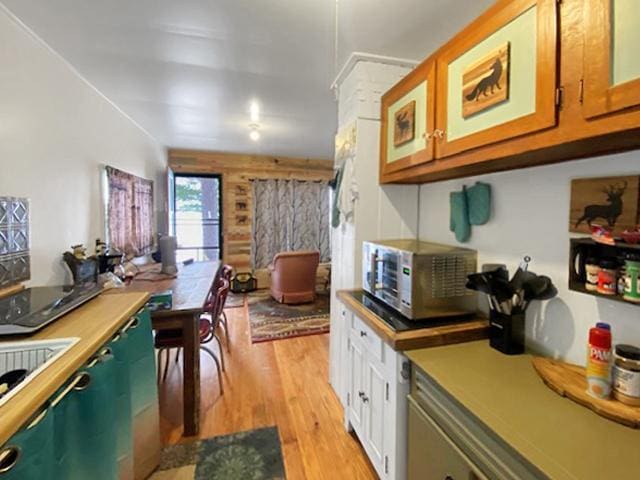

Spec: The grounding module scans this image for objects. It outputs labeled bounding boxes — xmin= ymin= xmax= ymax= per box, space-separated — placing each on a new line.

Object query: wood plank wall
xmin=168 ymin=149 xmax=334 ymax=272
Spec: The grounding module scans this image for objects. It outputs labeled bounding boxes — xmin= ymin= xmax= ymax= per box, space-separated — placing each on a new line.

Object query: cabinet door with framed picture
xmin=434 ymin=0 xmax=558 ymax=159
xmin=380 ymin=59 xmax=436 ymax=180
xmin=583 ymin=0 xmax=640 ymax=119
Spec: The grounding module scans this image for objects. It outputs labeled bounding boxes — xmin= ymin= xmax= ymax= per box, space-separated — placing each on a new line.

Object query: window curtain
xmin=106 ymin=166 xmax=154 ymax=256
xmin=251 ymin=179 xmax=330 ymax=269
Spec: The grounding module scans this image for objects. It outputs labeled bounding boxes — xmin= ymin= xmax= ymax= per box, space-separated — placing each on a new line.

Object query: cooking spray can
xmin=586 ymin=322 xmax=612 ymax=399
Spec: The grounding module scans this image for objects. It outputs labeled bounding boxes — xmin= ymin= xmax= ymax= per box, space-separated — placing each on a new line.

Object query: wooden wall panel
xmin=168 ymin=149 xmax=333 ymax=272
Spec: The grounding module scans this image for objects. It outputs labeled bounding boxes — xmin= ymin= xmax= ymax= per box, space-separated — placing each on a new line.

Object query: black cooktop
xmin=348 ymin=290 xmax=476 ymax=332
xmin=0 ymin=283 xmax=103 ymax=336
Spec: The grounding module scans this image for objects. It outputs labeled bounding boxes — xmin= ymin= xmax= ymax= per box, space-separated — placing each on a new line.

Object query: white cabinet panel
xmin=345 ymin=311 xmax=409 ymax=480
xmin=348 ymin=337 xmax=366 ymax=435
xmin=364 ymin=360 xmax=387 ymax=471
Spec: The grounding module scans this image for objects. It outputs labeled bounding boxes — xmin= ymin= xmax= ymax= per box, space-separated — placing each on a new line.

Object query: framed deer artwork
xmin=569 ymin=175 xmax=640 ymax=235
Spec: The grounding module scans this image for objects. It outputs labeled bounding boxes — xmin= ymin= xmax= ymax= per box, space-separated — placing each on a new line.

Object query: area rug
xmin=152 ymin=427 xmax=285 ymax=480
xmin=247 ymin=290 xmax=330 ymax=343
xmin=225 ymin=290 xmax=246 ymax=308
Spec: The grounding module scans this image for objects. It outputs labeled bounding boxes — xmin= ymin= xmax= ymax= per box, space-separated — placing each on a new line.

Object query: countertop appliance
xmin=363 ymin=239 xmax=477 ymax=320
xmin=0 ymin=283 xmax=103 ymax=336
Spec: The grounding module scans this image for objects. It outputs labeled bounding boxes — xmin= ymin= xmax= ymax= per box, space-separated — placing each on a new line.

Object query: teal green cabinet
xmin=0 ymin=307 xmax=159 ymax=480
xmin=0 ymin=406 xmax=55 ymax=479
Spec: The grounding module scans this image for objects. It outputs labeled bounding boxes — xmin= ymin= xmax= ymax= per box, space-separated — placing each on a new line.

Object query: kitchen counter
xmin=0 ymin=291 xmax=149 ymax=446
xmin=337 ymin=289 xmax=489 ymax=350
xmin=407 ymin=341 xmax=640 ymax=480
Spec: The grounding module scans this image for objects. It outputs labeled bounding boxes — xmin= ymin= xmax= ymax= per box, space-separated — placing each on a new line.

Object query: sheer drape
xmin=251 ymin=179 xmax=330 ymax=269
xmin=106 ymin=166 xmax=154 ymax=256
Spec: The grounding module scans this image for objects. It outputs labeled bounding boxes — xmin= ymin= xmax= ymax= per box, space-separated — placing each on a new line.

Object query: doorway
xmin=172 ymin=173 xmax=222 ymax=262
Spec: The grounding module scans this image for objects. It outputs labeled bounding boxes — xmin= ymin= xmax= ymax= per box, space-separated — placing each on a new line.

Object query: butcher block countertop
xmin=407 ymin=341 xmax=640 ymax=480
xmin=0 ymin=291 xmax=149 ymax=446
xmin=337 ymin=289 xmax=489 ymax=351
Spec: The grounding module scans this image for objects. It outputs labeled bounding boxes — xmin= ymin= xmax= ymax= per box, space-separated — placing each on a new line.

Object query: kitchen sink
xmin=0 ymin=337 xmax=80 ymax=407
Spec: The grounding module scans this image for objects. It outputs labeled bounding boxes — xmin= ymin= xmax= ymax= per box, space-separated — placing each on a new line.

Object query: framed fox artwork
xmin=462 ymin=42 xmax=510 ymax=118
xmin=569 ymin=175 xmax=640 ymax=235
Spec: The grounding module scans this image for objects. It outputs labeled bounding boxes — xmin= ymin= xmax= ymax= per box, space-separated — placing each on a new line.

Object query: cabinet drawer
xmin=408 ymin=397 xmax=486 ymax=480
xmin=351 ymin=314 xmax=383 ymax=363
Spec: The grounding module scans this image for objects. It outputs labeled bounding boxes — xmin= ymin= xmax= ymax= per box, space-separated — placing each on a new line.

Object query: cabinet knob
xmin=360 ymin=330 xmax=367 ymax=337
xmin=362 ymin=395 xmax=369 ymax=403
xmin=432 ymin=129 xmax=446 ymax=140
xmin=358 ymin=391 xmax=364 ymax=398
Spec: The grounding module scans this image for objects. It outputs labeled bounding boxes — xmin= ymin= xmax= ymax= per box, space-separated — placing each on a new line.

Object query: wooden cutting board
xmin=532 ymin=356 xmax=640 ymax=428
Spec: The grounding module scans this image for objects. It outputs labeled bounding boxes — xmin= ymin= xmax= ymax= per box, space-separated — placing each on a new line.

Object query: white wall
xmin=418 ymin=152 xmax=640 ymax=365
xmin=0 ymin=7 xmax=166 ymax=286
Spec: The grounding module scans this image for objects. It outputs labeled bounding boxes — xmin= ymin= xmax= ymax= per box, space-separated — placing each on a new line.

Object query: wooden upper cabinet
xmin=583 ymin=0 xmax=640 ymax=118
xmin=379 ymin=59 xmax=436 ymax=179
xmin=434 ymin=0 xmax=558 ymax=159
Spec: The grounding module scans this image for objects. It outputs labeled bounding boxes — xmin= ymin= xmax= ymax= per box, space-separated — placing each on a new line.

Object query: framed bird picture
xmin=393 ymin=101 xmax=416 ymax=147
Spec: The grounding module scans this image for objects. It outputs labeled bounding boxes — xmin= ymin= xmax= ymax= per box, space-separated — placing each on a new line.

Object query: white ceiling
xmin=2 ymin=0 xmax=492 ymax=159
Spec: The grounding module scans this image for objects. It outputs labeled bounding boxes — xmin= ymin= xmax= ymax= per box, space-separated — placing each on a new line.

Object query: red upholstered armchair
xmin=269 ymin=251 xmax=320 ymax=304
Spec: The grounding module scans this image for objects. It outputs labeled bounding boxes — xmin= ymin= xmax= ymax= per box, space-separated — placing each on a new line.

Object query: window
xmin=173 ymin=174 xmax=222 ymax=262
xmin=105 ymin=166 xmax=154 ymax=256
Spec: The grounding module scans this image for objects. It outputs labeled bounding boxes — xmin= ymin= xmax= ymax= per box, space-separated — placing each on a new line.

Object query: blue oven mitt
xmin=450 ymin=187 xmax=471 ymax=243
xmin=466 ymin=181 xmax=491 ymax=226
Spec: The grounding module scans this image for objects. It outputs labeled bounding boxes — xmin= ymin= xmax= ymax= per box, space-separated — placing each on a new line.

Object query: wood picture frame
xmin=393 ymin=101 xmax=416 ymax=146
xmin=380 ymin=58 xmax=436 ymax=181
xmin=435 ymin=0 xmax=558 ymax=159
xmin=462 ymin=42 xmax=510 ymax=118
xmin=569 ymin=175 xmax=640 ymax=235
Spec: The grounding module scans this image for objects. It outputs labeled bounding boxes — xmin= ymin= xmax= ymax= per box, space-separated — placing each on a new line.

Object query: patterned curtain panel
xmin=106 ymin=166 xmax=154 ymax=256
xmin=252 ymin=179 xmax=330 ymax=269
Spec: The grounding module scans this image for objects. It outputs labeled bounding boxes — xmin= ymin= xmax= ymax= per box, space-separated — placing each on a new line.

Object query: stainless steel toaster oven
xmin=362 ymin=239 xmax=477 ymax=320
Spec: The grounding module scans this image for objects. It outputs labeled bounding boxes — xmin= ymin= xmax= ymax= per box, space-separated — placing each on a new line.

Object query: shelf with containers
xmin=569 ymin=237 xmax=640 ymax=305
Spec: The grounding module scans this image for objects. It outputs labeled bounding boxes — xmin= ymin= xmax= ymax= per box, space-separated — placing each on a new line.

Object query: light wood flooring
xmin=158 ymin=299 xmax=377 ymax=479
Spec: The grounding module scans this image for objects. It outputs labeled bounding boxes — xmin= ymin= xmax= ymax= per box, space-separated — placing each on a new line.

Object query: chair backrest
xmin=272 ymin=251 xmax=320 ymax=288
xmin=211 ymin=278 xmax=230 ymax=327
xmin=221 ymin=264 xmax=233 ymax=283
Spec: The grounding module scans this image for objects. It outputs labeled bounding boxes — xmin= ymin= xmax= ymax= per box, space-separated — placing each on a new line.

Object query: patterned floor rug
xmin=152 ymin=427 xmax=285 ymax=480
xmin=247 ymin=290 xmax=330 ymax=343
xmin=225 ymin=290 xmax=246 ymax=308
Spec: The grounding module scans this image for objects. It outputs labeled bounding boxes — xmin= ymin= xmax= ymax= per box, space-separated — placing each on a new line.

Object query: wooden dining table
xmin=112 ymin=260 xmax=220 ymax=436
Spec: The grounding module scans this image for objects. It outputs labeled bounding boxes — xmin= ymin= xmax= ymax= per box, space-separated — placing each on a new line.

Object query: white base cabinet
xmin=344 ymin=308 xmax=410 ymax=480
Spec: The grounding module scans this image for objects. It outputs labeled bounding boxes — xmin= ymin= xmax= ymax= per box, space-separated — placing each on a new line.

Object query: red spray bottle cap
xmin=590 ymin=323 xmax=612 ymax=349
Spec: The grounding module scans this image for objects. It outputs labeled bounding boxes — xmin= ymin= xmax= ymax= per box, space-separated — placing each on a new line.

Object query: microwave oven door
xmin=365 ymin=246 xmax=401 ymax=311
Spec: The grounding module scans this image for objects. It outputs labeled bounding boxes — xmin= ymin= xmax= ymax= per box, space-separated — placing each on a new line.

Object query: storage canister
xmin=623 ymin=255 xmax=640 ymax=303
xmin=597 ymin=260 xmax=618 ymax=296
xmin=613 ymin=344 xmax=640 ymax=406
xmin=585 ymin=258 xmax=600 ymax=292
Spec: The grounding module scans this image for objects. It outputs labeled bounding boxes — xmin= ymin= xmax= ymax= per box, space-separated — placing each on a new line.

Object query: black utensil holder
xmin=489 ymin=311 xmax=525 ymax=355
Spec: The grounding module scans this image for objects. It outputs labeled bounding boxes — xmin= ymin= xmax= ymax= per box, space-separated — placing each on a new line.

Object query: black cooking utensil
xmin=0 ymin=369 xmax=28 ymax=397
xmin=509 ymin=256 xmax=532 ymax=293
xmin=467 ymin=272 xmax=503 ymax=312
xmin=521 ymin=275 xmax=557 ymax=311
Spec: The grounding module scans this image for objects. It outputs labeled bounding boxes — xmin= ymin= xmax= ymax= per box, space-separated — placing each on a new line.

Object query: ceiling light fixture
xmin=250 ymin=101 xmax=260 ymax=123
xmin=249 ymin=123 xmax=260 ymax=141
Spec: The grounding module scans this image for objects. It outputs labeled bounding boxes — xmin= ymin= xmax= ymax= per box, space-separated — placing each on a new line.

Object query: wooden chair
xmin=155 ymin=278 xmax=229 ymax=395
